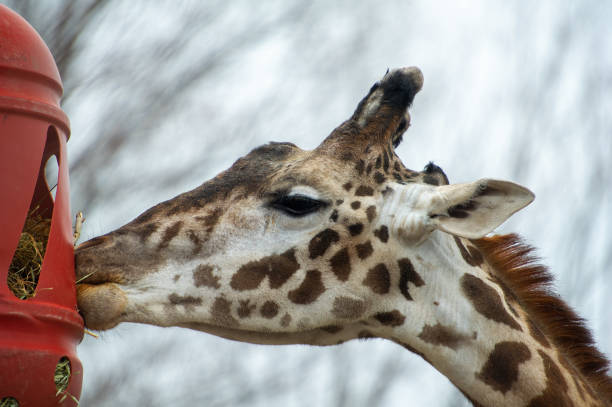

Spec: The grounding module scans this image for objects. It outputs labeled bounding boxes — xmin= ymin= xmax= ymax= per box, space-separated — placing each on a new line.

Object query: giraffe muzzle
xmin=77 ymin=282 xmax=127 ymax=330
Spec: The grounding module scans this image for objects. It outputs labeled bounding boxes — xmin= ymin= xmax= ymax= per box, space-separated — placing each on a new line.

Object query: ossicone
xmin=319 ymin=66 xmax=424 ymax=153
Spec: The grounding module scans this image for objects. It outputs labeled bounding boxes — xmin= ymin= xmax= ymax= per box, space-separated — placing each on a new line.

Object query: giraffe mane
xmin=473 ymin=234 xmax=612 ymax=402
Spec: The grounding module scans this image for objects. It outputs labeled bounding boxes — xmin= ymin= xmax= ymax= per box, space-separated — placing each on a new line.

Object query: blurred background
xmin=3 ymin=0 xmax=610 ymax=405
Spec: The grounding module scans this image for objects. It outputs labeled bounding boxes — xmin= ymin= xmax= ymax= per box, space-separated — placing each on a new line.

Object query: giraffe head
xmin=75 ymin=67 xmax=533 ymax=343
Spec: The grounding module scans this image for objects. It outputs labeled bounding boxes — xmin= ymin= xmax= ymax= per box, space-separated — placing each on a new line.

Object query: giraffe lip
xmin=77 ymin=283 xmax=127 ymax=330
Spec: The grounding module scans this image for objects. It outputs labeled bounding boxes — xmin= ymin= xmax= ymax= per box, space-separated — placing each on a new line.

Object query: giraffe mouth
xmin=75 ymin=239 xmax=130 ymax=329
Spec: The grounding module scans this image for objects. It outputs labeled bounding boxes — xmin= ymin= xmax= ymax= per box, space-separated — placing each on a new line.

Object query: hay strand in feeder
xmin=7 ymin=210 xmax=51 ymax=299
xmin=0 ymin=397 xmax=19 ymax=407
xmin=54 ymin=357 xmax=71 ymax=394
xmin=55 ymin=357 xmax=79 ymax=405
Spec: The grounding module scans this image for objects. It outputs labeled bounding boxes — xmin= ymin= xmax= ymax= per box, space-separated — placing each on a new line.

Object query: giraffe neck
xmin=378 ymin=233 xmax=604 ymax=406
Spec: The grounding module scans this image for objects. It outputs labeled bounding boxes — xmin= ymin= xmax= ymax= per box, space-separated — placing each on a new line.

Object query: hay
xmin=54 ymin=357 xmax=71 ymax=393
xmin=0 ymin=397 xmax=19 ymax=407
xmin=7 ymin=212 xmax=51 ymax=300
xmin=55 ymin=357 xmax=79 ymax=405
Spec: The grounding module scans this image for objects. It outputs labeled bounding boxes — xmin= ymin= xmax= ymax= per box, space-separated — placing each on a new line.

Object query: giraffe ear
xmin=429 ymin=179 xmax=534 ymax=239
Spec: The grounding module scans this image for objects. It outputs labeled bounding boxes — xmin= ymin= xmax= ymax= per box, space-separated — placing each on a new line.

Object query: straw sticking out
xmin=7 ymin=210 xmax=51 ymax=299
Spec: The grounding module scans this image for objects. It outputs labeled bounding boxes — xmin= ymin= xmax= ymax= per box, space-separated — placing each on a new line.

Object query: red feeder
xmin=0 ymin=5 xmax=83 ymax=406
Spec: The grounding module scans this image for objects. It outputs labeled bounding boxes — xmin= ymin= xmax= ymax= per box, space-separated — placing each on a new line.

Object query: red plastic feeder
xmin=0 ymin=5 xmax=83 ymax=406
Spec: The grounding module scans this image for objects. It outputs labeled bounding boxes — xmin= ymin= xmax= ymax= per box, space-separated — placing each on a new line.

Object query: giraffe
xmin=75 ymin=67 xmax=611 ymax=406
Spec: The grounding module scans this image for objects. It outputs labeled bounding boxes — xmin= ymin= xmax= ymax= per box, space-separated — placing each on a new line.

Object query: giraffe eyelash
xmin=269 ymin=194 xmax=327 ymax=217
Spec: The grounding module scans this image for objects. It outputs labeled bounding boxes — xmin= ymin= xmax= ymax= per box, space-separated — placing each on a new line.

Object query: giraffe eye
xmin=270 ymin=194 xmax=326 ymax=217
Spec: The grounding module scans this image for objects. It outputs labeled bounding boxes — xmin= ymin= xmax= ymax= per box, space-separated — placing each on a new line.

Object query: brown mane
xmin=473 ymin=234 xmax=612 ymax=402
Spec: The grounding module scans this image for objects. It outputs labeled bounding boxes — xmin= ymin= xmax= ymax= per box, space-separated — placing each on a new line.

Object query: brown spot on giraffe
xmin=194 ymin=207 xmax=224 ymax=232
xmin=237 ymin=299 xmax=256 ymax=318
xmin=375 ymin=155 xmax=382 ymax=169
xmin=186 ymin=230 xmax=202 ymax=255
xmin=373 ymin=172 xmax=385 ymax=184
xmin=230 ymin=248 xmax=299 ymax=291
xmin=211 ymin=297 xmax=239 ymax=327
xmin=329 ymin=247 xmax=351 ymax=281
xmin=329 ymin=209 xmax=339 ymax=222
xmin=355 ymin=185 xmax=374 ymax=196
xmin=487 ymin=275 xmax=520 ymax=317
xmin=342 ymin=182 xmax=353 ymax=191
xmin=340 ymin=151 xmax=353 ymax=161
xmin=363 ymin=263 xmax=390 ymax=294
xmin=460 ymin=273 xmax=522 ymax=331
xmin=355 ymin=240 xmax=373 ymax=259
xmin=280 ymin=313 xmax=291 ymax=327
xmin=138 ymin=222 xmax=158 ymax=243
xmin=168 ymin=293 xmax=202 ymax=311
xmin=355 ymin=159 xmax=365 ymax=175
xmin=158 ymin=221 xmax=183 ymax=250
xmin=347 ymin=223 xmax=364 ymax=236
xmin=260 ymin=301 xmax=280 ymax=319
xmin=288 ymin=270 xmax=325 ymax=305
xmin=308 ymin=228 xmax=340 ymax=259
xmin=382 ymin=152 xmax=390 ymax=173
xmin=467 ymin=245 xmax=484 ymax=266
xmin=193 ymin=264 xmax=221 ymax=289
xmin=454 ymin=236 xmax=483 ymax=267
xmin=331 ymin=296 xmax=366 ymax=319
xmin=418 ymin=323 xmax=472 ymax=350
xmin=366 ymin=205 xmax=377 ymax=223
xmin=527 ymin=351 xmax=573 ymax=407
xmin=374 ymin=310 xmax=405 ymax=327
xmin=350 ymin=201 xmax=361 ymax=210
xmin=398 ymin=258 xmax=424 ymax=301
xmin=374 ymin=225 xmax=389 ymax=243
xmin=476 ymin=341 xmax=531 ymax=394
